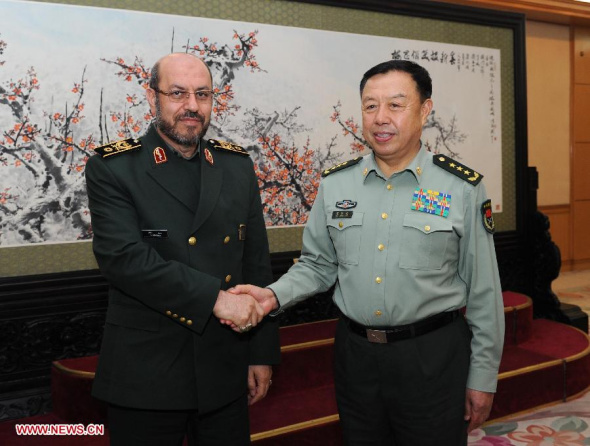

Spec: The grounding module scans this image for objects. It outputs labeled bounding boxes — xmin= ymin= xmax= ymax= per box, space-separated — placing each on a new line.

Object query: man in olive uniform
xmin=232 ymin=60 xmax=504 ymax=445
xmin=85 ymin=53 xmax=279 ymax=445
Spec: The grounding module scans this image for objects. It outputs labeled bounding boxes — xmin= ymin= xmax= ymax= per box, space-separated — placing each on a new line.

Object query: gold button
xmin=225 ymin=275 xmax=232 ymax=283
xmin=375 ymin=310 xmax=383 ymax=316
xmin=363 ymin=168 xmax=368 ymax=176
xmin=339 ymin=222 xmax=343 ymax=228
xmin=224 ymin=236 xmax=230 ymax=244
xmin=173 ymin=313 xmax=178 ymax=318
xmin=387 ymin=184 xmax=393 ymax=190
xmin=375 ymin=277 xmax=382 ymax=284
xmin=165 ymin=310 xmax=172 ymax=316
xmin=425 ymin=225 xmax=431 ymax=232
xmin=187 ymin=320 xmax=193 ymax=326
xmin=416 ymin=167 xmax=422 ymax=175
xmin=188 ymin=236 xmax=197 ymax=246
xmin=378 ymin=244 xmax=385 ymax=251
xmin=180 ymin=317 xmax=186 ymax=323
xmin=381 ymin=213 xmax=388 ymax=219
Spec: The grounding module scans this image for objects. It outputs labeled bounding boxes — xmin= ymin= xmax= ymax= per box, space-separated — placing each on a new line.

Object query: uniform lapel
xmin=143 ymin=127 xmax=198 ymax=213
xmin=192 ymin=140 xmax=222 ymax=232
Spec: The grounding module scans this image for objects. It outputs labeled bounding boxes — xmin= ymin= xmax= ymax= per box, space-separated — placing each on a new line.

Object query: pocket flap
xmin=327 ymin=212 xmax=364 ymax=231
xmin=403 ymin=213 xmax=453 ymax=234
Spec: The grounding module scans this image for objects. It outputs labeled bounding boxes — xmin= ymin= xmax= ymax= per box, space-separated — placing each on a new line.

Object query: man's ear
xmin=146 ymin=88 xmax=157 ymax=116
xmin=421 ymin=98 xmax=433 ymax=125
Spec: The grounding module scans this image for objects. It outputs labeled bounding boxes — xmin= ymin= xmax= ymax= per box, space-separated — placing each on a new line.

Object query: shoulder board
xmin=433 ymin=155 xmax=483 ymax=186
xmin=208 ymin=139 xmax=249 ymax=157
xmin=322 ymin=157 xmax=362 ymax=177
xmin=94 ymin=138 xmax=142 ymax=159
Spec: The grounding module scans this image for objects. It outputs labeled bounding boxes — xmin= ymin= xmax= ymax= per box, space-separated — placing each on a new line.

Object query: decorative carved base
xmin=529 ymin=211 xmax=588 ymax=332
xmin=0 ymin=388 xmax=51 ymax=422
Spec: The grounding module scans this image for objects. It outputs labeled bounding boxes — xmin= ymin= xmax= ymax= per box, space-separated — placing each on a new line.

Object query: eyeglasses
xmin=153 ymin=88 xmax=215 ymax=103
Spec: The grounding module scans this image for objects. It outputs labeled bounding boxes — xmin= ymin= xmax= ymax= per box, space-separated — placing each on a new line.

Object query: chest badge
xmin=411 ymin=188 xmax=451 ymax=218
xmin=336 ymin=200 xmax=357 ymax=210
xmin=204 ymin=148 xmax=214 ymax=166
xmin=153 ymin=147 xmax=168 ymax=165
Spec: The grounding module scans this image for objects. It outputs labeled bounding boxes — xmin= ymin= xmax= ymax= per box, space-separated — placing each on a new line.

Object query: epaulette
xmin=322 ymin=157 xmax=362 ymax=177
xmin=94 ymin=138 xmax=142 ymax=159
xmin=433 ymin=155 xmax=483 ymax=186
xmin=208 ymin=139 xmax=249 ymax=157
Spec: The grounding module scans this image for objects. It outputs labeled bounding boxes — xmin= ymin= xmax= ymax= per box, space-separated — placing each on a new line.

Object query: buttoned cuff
xmin=466 ymin=367 xmax=498 ymax=393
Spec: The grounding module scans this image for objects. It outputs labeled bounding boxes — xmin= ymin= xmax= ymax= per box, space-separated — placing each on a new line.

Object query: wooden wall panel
xmin=573 ymin=143 xmax=590 ymax=200
xmin=573 ymin=200 xmax=590 ymax=259
xmin=573 ymin=84 xmax=590 ymax=142
xmin=574 ymin=27 xmax=590 ymax=83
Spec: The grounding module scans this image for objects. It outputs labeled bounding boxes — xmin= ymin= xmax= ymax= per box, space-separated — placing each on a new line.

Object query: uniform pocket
xmin=327 ymin=212 xmax=364 ymax=265
xmin=399 ymin=213 xmax=453 ymax=270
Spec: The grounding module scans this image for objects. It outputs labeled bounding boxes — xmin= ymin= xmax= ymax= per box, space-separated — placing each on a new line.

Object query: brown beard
xmin=154 ymin=95 xmax=209 ymax=146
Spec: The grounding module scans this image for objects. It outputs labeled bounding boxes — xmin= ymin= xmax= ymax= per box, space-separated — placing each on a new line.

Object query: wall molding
xmin=437 ymin=0 xmax=590 ymax=25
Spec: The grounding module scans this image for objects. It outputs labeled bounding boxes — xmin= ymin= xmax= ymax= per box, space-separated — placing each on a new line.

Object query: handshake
xmin=212 ymin=285 xmax=279 ymax=333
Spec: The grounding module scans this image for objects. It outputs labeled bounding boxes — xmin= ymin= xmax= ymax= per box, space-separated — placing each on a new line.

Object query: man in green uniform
xmin=85 ymin=53 xmax=279 ymax=445
xmin=232 ymin=60 xmax=504 ymax=445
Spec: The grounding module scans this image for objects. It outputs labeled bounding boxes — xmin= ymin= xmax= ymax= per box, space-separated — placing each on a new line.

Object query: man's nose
xmin=184 ymin=93 xmax=201 ymax=111
xmin=374 ymin=104 xmax=390 ymax=124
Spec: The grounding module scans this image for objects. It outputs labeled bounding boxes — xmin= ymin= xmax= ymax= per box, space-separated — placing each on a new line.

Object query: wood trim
xmin=561 ymin=258 xmax=590 ymax=271
xmin=538 ymin=204 xmax=571 ymax=214
xmin=435 ymin=0 xmax=590 ymax=25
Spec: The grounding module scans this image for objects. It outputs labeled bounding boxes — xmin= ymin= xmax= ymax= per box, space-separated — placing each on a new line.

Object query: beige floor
xmin=553 ymin=268 xmax=590 ymax=290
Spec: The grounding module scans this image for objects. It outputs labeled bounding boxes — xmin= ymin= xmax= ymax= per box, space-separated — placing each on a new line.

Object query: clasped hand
xmin=213 ymin=285 xmax=278 ymax=333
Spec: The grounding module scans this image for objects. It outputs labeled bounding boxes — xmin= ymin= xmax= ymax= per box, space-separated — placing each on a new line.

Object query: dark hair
xmin=149 ymin=60 xmax=160 ymax=91
xmin=360 ymin=60 xmax=432 ymax=103
xmin=149 ymin=54 xmax=213 ymax=90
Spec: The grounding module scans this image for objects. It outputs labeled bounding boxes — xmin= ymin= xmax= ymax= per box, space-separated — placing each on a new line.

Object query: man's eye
xmin=363 ymin=104 xmax=376 ymax=111
xmin=196 ymin=91 xmax=211 ymax=99
xmin=170 ymin=91 xmax=186 ymax=98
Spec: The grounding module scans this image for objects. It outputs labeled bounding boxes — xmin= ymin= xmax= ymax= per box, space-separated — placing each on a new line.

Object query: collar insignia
xmin=153 ymin=147 xmax=167 ymax=165
xmin=204 ymin=148 xmax=214 ymax=166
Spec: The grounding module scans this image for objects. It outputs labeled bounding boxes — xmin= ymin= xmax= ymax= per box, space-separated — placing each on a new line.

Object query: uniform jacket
xmin=85 ymin=124 xmax=280 ymax=413
xmin=270 ymin=148 xmax=504 ymax=393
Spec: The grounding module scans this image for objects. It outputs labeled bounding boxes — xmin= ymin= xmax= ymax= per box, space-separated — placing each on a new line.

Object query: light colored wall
xmin=526 ymin=20 xmax=571 ymax=206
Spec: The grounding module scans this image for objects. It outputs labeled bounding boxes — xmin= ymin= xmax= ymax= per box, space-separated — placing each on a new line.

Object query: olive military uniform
xmin=85 ymin=124 xmax=279 ymax=441
xmin=269 ymin=147 xmax=504 ymax=445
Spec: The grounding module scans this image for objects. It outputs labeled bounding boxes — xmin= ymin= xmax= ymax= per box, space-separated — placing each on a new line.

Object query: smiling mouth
xmin=374 ymin=132 xmax=395 ymax=142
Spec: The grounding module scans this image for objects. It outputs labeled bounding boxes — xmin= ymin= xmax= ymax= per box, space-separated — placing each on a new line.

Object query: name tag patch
xmin=332 ymin=211 xmax=353 ymax=219
xmin=142 ymin=229 xmax=168 ymax=239
xmin=238 ymin=224 xmax=247 ymax=241
xmin=411 ymin=188 xmax=451 ymax=218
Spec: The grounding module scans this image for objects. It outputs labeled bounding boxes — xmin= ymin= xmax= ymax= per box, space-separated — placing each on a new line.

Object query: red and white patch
xmin=153 ymin=147 xmax=167 ymax=164
xmin=204 ymin=148 xmax=214 ymax=166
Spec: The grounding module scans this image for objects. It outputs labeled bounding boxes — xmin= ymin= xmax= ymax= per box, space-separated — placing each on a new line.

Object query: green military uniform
xmin=85 ymin=124 xmax=280 ymax=415
xmin=269 ymin=147 xmax=504 ymax=444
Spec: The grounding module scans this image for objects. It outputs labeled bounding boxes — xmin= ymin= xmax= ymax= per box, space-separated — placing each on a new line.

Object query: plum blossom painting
xmin=0 ymin=0 xmax=502 ymax=246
